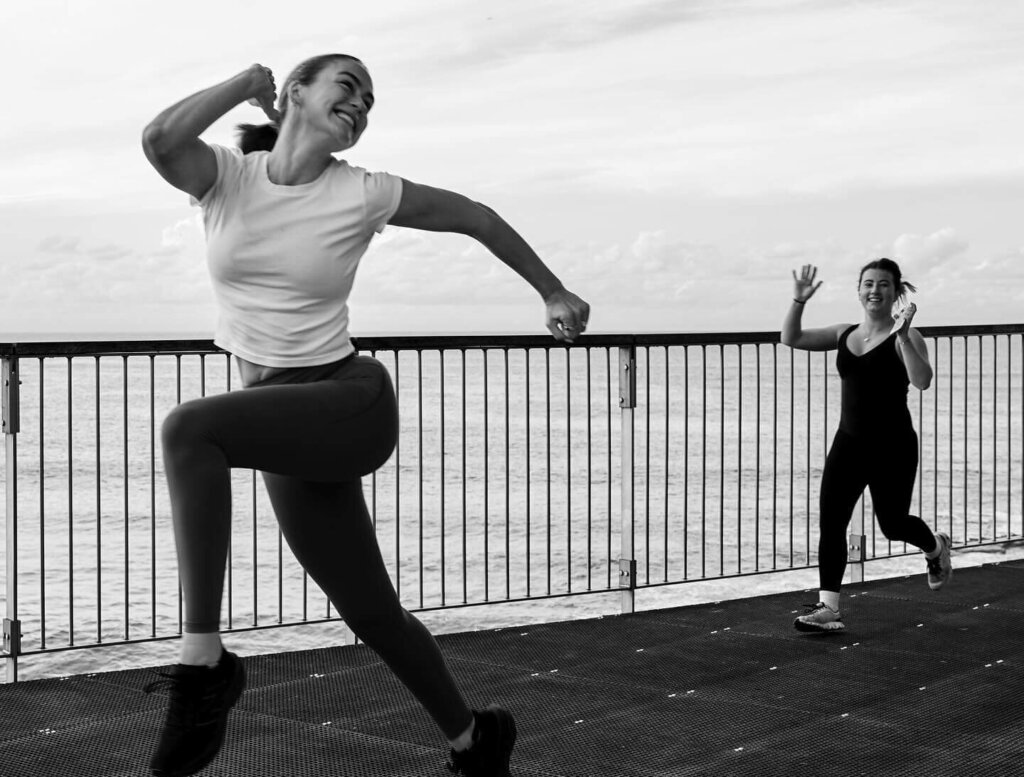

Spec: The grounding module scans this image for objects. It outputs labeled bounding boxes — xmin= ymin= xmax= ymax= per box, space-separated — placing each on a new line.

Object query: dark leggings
xmin=160 ymin=354 xmax=472 ymax=737
xmin=818 ymin=428 xmax=937 ymax=592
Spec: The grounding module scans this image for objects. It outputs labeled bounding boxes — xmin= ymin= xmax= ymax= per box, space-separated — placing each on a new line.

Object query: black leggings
xmin=818 ymin=428 xmax=937 ymax=592
xmin=160 ymin=354 xmax=471 ymax=737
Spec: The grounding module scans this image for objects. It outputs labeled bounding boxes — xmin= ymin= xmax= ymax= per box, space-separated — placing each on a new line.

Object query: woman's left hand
xmin=546 ymin=289 xmax=590 ymax=343
xmin=894 ymin=302 xmax=917 ymax=338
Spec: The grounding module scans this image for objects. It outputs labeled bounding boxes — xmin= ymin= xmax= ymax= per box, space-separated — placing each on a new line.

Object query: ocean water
xmin=1 ymin=337 xmax=1022 ymax=679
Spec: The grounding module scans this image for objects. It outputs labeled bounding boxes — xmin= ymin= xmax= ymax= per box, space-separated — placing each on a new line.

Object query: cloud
xmin=891 ymin=228 xmax=970 ymax=275
xmin=9 ymin=222 xmax=210 ymax=309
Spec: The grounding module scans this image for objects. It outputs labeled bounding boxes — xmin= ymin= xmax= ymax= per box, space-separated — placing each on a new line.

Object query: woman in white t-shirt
xmin=142 ymin=55 xmax=589 ymax=777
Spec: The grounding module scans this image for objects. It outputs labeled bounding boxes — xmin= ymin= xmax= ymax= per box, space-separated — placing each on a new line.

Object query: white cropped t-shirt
xmin=193 ymin=144 xmax=403 ymax=367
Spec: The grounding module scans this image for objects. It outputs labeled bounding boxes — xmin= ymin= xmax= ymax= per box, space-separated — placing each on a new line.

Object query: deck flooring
xmin=2 ymin=560 xmax=1023 ymax=776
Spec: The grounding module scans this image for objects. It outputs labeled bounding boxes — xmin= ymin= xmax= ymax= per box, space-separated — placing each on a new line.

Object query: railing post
xmin=848 ymin=499 xmax=866 ymax=585
xmin=2 ymin=356 xmax=20 ymax=682
xmin=618 ymin=346 xmax=636 ymax=613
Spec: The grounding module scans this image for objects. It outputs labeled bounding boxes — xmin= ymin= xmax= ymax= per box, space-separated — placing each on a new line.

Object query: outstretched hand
xmin=545 ymin=289 xmax=590 ymax=343
xmin=792 ymin=264 xmax=823 ymax=303
xmin=244 ymin=63 xmax=281 ymax=123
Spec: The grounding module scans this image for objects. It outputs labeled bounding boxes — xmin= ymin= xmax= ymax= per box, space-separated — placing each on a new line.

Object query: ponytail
xmin=236 ymin=122 xmax=279 ymax=154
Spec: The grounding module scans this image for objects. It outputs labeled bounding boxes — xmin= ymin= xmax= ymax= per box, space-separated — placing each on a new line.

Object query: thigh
xmin=868 ymin=429 xmax=918 ymax=523
xmin=170 ymin=356 xmax=398 ymax=482
xmin=819 ymin=431 xmax=869 ymax=529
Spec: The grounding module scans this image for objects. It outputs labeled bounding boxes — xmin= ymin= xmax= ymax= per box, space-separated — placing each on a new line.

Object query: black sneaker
xmin=145 ymin=650 xmax=246 ymax=777
xmin=446 ymin=706 xmax=517 ymax=776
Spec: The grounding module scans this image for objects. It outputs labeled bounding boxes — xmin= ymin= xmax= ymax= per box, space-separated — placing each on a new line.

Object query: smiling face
xmin=858 ymin=268 xmax=898 ymax=315
xmin=290 ymin=58 xmax=375 ymax=152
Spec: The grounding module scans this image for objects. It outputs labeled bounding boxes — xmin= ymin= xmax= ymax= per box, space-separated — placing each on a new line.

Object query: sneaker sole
xmin=152 ymin=656 xmax=247 ymax=777
xmin=928 ymin=567 xmax=953 ymax=591
xmin=793 ymin=618 xmax=845 ymax=633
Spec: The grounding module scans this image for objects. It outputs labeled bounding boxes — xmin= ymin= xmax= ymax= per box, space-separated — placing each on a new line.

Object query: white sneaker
xmin=793 ymin=602 xmax=845 ymax=632
xmin=926 ymin=532 xmax=953 ymax=590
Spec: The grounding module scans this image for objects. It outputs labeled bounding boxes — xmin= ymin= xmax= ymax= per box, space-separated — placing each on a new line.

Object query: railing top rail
xmin=0 ymin=324 xmax=1021 ymax=358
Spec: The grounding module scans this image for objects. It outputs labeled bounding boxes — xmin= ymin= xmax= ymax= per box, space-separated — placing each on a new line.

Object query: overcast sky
xmin=1 ymin=0 xmax=1021 ymax=338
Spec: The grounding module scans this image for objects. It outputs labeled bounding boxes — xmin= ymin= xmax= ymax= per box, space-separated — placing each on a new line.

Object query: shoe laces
xmin=145 ymin=668 xmax=223 ymax=727
xmin=801 ymin=602 xmax=830 ymax=614
xmin=926 ymin=556 xmax=943 ymax=575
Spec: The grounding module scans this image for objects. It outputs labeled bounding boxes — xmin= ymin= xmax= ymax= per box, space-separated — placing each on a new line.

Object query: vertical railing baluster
xmin=565 ymin=347 xmax=570 ymax=593
xmin=1008 ymin=335 xmax=1013 ymax=539
xmin=644 ymin=345 xmax=651 ymax=585
xmin=149 ymin=355 xmax=156 ymax=639
xmin=701 ymin=345 xmax=707 ymax=578
xmin=2 ymin=355 xmax=21 ymax=682
xmin=719 ymin=345 xmax=725 ymax=577
xmin=683 ymin=345 xmax=689 ymax=580
xmin=545 ymin=349 xmax=551 ymax=596
xmin=38 ymin=360 xmax=46 ymax=650
xmin=503 ymin=350 xmax=512 ymax=597
xmin=933 ymin=339 xmax=939 ymax=529
xmin=68 ymin=357 xmax=75 ymax=646
xmin=948 ymin=338 xmax=954 ymax=540
xmin=526 ymin=350 xmax=531 ymax=597
xmin=123 ymin=356 xmax=130 ymax=640
xmin=770 ymin=346 xmax=778 ymax=573
xmin=663 ymin=347 xmax=669 ymax=583
xmin=618 ymin=345 xmax=636 ymax=613
xmin=484 ymin=349 xmax=491 ymax=601
xmin=460 ymin=349 xmax=467 ymax=604
xmin=737 ymin=345 xmax=743 ymax=573
xmin=755 ymin=345 xmax=761 ymax=572
xmin=788 ymin=347 xmax=795 ymax=568
xmin=979 ymin=337 xmax=984 ymax=542
xmin=94 ymin=357 xmax=102 ymax=644
xmin=418 ymin=350 xmax=424 ymax=610
xmin=805 ymin=350 xmax=811 ymax=565
xmin=503 ymin=349 xmax=510 ymax=600
xmin=993 ymin=336 xmax=999 ymax=540
xmin=174 ymin=356 xmax=183 ymax=633
xmin=605 ymin=349 xmax=612 ymax=590
xmin=440 ymin=350 xmax=446 ymax=606
xmin=964 ymin=337 xmax=969 ymax=543
xmin=588 ymin=347 xmax=594 ymax=590
xmin=395 ymin=351 xmax=401 ymax=600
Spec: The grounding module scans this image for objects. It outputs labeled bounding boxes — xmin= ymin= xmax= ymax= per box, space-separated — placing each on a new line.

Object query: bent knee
xmin=161 ymin=399 xmax=215 ymax=452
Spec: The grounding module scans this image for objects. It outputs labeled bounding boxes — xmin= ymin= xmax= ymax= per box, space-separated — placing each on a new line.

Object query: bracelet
xmin=792 ymin=299 xmax=805 ymax=305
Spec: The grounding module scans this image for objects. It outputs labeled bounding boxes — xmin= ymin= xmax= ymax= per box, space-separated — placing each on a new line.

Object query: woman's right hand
xmin=792 ymin=264 xmax=823 ymax=304
xmin=243 ymin=64 xmax=280 ymax=123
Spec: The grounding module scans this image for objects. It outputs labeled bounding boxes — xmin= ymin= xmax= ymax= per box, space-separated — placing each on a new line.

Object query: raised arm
xmin=781 ymin=264 xmax=847 ymax=351
xmin=142 ymin=64 xmax=279 ymax=199
xmin=894 ymin=303 xmax=933 ymax=390
xmin=388 ymin=179 xmax=590 ymax=342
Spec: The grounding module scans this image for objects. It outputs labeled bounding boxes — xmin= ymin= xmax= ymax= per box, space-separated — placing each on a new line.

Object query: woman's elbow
xmin=466 ymin=200 xmax=501 ymax=242
xmin=141 ymin=123 xmax=173 ymax=161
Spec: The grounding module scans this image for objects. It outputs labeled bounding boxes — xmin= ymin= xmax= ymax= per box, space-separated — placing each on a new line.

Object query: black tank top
xmin=836 ymin=325 xmax=912 ymax=436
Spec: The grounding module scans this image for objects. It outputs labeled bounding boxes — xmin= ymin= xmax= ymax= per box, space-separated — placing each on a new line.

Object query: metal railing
xmin=2 ymin=326 xmax=1022 ymax=681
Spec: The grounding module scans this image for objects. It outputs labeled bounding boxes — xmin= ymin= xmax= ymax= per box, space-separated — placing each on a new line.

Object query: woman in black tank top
xmin=780 ymin=259 xmax=952 ymax=633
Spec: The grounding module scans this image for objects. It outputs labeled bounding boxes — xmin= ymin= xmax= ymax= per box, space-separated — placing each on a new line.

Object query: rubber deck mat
xmin=2 ymin=560 xmax=1023 ymax=776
